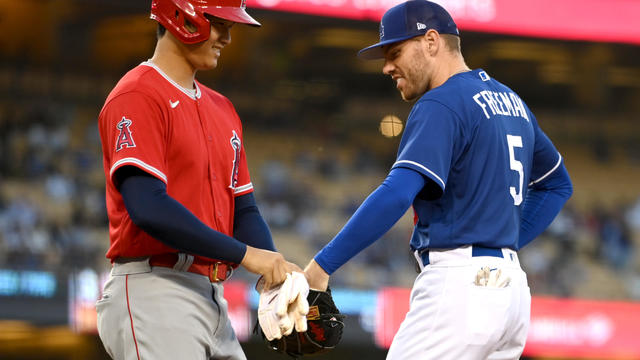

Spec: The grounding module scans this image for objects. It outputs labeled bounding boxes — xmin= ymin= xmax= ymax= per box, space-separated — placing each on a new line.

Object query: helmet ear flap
xmin=151 ymin=0 xmax=212 ymax=44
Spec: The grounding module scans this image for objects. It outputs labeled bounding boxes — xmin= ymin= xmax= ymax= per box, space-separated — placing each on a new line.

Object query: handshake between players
xmin=255 ymin=263 xmax=344 ymax=357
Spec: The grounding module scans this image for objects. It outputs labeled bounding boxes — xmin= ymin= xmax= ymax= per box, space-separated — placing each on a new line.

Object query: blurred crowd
xmin=0 ymin=103 xmax=107 ymax=273
xmin=520 ymin=199 xmax=640 ymax=299
xmin=1 ymin=101 xmax=639 ymax=301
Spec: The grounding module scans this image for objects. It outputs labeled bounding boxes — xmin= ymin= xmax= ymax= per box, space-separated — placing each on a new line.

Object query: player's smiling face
xmin=184 ymin=16 xmax=234 ymax=70
xmin=382 ymin=37 xmax=431 ymax=102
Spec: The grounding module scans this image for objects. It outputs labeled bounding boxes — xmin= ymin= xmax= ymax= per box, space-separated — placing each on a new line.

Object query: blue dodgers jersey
xmin=393 ymin=69 xmax=562 ymax=251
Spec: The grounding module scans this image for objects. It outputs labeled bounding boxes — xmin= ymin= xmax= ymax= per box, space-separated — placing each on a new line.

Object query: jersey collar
xmin=141 ymin=61 xmax=202 ymax=100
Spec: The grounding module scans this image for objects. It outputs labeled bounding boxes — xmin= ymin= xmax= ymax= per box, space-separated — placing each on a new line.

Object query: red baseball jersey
xmin=98 ymin=61 xmax=253 ymax=262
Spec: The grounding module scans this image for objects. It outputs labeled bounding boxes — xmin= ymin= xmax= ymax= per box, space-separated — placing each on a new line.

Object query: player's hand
xmin=241 ymin=246 xmax=302 ymax=290
xmin=303 ymin=259 xmax=330 ymax=291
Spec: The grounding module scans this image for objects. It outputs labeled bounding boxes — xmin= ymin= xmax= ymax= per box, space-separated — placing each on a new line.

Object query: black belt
xmin=419 ymin=245 xmax=504 ymax=266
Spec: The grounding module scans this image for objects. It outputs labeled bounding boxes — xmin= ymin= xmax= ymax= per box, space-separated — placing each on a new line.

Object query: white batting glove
xmin=474 ymin=266 xmax=511 ymax=288
xmin=474 ymin=267 xmax=489 ymax=286
xmin=258 ymin=283 xmax=285 ymax=341
xmin=258 ymin=272 xmax=310 ymax=339
xmin=276 ymin=273 xmax=295 ymax=336
xmin=288 ymin=272 xmax=310 ymax=332
xmin=489 ymin=268 xmax=511 ymax=288
xmin=275 ymin=272 xmax=310 ymax=335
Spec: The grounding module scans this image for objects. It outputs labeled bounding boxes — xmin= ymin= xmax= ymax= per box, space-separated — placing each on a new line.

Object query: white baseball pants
xmin=387 ymin=247 xmax=531 ymax=360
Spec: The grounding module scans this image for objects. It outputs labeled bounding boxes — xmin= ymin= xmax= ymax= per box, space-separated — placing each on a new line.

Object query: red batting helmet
xmin=150 ymin=0 xmax=261 ymax=44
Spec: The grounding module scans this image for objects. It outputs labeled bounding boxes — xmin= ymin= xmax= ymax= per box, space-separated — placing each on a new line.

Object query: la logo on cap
xmin=358 ymin=0 xmax=460 ymax=60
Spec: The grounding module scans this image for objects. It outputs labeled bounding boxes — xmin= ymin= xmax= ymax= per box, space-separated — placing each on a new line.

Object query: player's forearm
xmin=314 ymin=167 xmax=426 ymax=274
xmin=120 ymin=174 xmax=247 ymax=263
xmin=233 ymin=192 xmax=276 ymax=251
xmin=518 ymin=162 xmax=573 ymax=249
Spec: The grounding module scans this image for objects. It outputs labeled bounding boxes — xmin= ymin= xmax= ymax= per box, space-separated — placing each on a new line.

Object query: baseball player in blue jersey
xmin=304 ymin=1 xmax=573 ymax=359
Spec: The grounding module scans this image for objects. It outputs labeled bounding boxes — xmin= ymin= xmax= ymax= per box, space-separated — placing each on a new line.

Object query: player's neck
xmin=430 ymin=55 xmax=470 ymax=90
xmin=149 ymin=40 xmax=197 ymax=90
xmin=447 ymin=54 xmax=471 ymax=78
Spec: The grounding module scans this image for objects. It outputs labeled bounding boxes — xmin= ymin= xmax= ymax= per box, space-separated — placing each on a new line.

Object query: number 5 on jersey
xmin=507 ymin=134 xmax=523 ymax=206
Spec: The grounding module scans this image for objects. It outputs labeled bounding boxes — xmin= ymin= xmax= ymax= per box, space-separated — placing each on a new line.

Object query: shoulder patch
xmin=115 ymin=116 xmax=136 ymax=152
xmin=229 ymin=130 xmax=241 ymax=189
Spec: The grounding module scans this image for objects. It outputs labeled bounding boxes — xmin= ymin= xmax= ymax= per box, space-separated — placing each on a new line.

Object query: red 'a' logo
xmin=115 ymin=116 xmax=136 ymax=152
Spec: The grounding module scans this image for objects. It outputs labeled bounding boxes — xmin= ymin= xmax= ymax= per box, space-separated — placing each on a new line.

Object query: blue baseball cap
xmin=358 ymin=0 xmax=459 ymax=60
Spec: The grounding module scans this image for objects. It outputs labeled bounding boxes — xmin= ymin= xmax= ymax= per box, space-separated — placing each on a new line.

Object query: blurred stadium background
xmin=1 ymin=0 xmax=639 ymax=359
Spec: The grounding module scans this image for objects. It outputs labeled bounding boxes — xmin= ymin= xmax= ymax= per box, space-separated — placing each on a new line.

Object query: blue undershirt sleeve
xmin=314 ymin=167 xmax=427 ymax=274
xmin=518 ymin=160 xmax=573 ymax=249
xmin=118 ymin=167 xmax=247 ymax=263
xmin=233 ymin=192 xmax=276 ymax=251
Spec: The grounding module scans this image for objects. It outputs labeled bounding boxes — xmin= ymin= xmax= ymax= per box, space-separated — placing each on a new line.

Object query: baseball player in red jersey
xmin=96 ymin=1 xmax=301 ymax=359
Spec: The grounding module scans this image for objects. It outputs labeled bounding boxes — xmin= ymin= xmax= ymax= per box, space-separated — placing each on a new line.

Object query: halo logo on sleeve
xmin=115 ymin=116 xmax=136 ymax=152
xmin=229 ymin=130 xmax=241 ymax=189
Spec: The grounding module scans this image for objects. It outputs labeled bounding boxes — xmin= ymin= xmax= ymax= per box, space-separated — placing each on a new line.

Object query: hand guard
xmin=256 ymin=287 xmax=345 ymax=358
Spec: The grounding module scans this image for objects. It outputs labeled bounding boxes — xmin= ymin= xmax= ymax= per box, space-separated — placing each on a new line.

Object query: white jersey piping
xmin=233 ymin=183 xmax=253 ymax=194
xmin=140 ymin=61 xmax=201 ymax=99
xmin=529 ymin=153 xmax=562 ymax=186
xmin=393 ymin=160 xmax=446 ymax=189
xmin=110 ymin=157 xmax=168 ymax=184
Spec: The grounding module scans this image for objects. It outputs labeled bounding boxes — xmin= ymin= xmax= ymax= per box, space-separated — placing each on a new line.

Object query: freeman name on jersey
xmin=472 ymin=90 xmax=530 ymax=121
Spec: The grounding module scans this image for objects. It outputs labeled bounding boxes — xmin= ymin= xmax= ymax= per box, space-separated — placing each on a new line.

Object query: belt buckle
xmin=210 ymin=262 xmax=233 ymax=282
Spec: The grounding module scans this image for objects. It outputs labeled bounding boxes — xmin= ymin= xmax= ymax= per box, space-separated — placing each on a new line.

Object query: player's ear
xmin=423 ymin=29 xmax=440 ymax=55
